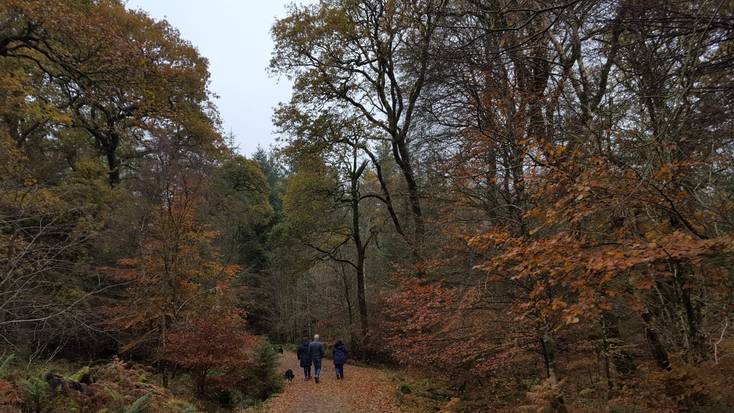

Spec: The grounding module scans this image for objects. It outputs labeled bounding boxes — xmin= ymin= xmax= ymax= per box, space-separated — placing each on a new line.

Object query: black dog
xmin=44 ymin=373 xmax=66 ymax=396
xmin=44 ymin=372 xmax=90 ymax=396
xmin=283 ymin=369 xmax=295 ymax=383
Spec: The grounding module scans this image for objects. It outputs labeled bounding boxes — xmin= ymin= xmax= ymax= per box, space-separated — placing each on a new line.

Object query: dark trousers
xmin=313 ymin=358 xmax=322 ymax=377
xmin=335 ymin=363 xmax=344 ymax=379
xmin=302 ymin=365 xmax=311 ymax=378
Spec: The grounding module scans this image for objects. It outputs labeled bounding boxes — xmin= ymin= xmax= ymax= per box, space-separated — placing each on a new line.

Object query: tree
xmin=107 ymin=168 xmax=239 ymax=385
xmin=0 ymin=120 xmax=121 ymax=353
xmin=1 ymin=0 xmax=217 ymax=186
xmin=271 ymin=0 xmax=449 ymax=244
xmin=207 ymin=155 xmax=273 ymax=266
xmin=163 ymin=309 xmax=258 ymax=396
xmin=386 ymin=0 xmax=734 ymax=410
xmin=279 ymin=111 xmax=389 ymax=344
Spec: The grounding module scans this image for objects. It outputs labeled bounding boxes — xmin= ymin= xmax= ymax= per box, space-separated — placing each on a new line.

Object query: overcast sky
xmin=125 ymin=0 xmax=299 ymax=155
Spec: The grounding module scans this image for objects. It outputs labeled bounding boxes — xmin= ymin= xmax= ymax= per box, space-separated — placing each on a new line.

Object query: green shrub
xmin=213 ymin=388 xmax=244 ymax=407
xmin=690 ymin=400 xmax=734 ymax=413
xmin=241 ymin=341 xmax=282 ymax=402
xmin=123 ymin=393 xmax=151 ymax=413
xmin=19 ymin=376 xmax=50 ymax=413
xmin=0 ymin=354 xmax=14 ymax=380
xmin=165 ymin=398 xmax=199 ymax=412
xmin=274 ymin=342 xmax=297 ymax=352
xmin=255 ymin=342 xmax=278 ymax=375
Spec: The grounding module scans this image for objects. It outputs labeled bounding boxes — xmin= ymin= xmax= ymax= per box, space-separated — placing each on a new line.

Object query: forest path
xmin=252 ymin=351 xmax=402 ymax=413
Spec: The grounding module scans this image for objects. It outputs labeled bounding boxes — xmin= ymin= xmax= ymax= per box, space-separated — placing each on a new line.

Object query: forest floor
xmin=246 ymin=351 xmax=404 ymax=413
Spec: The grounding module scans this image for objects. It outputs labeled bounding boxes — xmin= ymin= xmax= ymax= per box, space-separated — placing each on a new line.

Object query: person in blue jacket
xmin=296 ymin=339 xmax=312 ymax=380
xmin=332 ymin=340 xmax=348 ymax=380
xmin=308 ymin=334 xmax=325 ymax=383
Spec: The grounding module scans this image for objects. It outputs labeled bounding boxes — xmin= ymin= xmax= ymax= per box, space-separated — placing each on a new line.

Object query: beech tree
xmin=271 ymin=0 xmax=449 ymax=243
xmin=380 ymin=0 xmax=734 ymax=411
xmin=163 ymin=309 xmax=258 ymax=395
xmin=1 ymin=0 xmax=733 ymax=411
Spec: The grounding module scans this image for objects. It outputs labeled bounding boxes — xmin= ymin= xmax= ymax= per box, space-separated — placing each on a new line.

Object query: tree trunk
xmin=601 ymin=311 xmax=636 ymax=379
xmin=195 ymin=370 xmax=207 ymax=396
xmin=339 ymin=264 xmax=356 ymax=346
xmin=348 ymin=151 xmax=370 ymax=342
xmin=340 ymin=265 xmax=354 ymax=328
xmin=106 ymin=149 xmax=120 ymax=187
xmin=672 ymin=263 xmax=705 ymax=361
xmin=99 ymin=131 xmax=121 ymax=187
xmin=351 ymin=174 xmax=369 ymax=342
xmin=641 ymin=309 xmax=671 ymax=370
xmin=599 ymin=328 xmax=614 ymax=394
xmin=406 ymin=180 xmax=424 ymax=240
xmin=392 ymin=139 xmax=424 ymax=242
xmin=355 ymin=252 xmax=368 ymax=342
xmin=540 ymin=332 xmax=567 ymax=413
xmin=160 ymin=314 xmax=169 ymax=387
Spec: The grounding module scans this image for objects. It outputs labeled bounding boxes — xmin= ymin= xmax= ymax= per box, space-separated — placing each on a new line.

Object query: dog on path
xmin=283 ymin=369 xmax=295 ymax=383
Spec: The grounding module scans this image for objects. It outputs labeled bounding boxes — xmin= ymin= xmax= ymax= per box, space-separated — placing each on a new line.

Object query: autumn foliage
xmin=1 ymin=0 xmax=274 ymax=410
xmin=372 ymin=1 xmax=734 ymax=411
xmin=106 ymin=191 xmax=240 ymax=353
xmin=163 ymin=310 xmax=259 ymax=395
xmin=3 ymin=0 xmax=734 ymax=411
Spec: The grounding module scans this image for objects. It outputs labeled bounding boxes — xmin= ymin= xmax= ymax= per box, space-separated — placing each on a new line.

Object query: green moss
xmin=64 ymin=399 xmax=81 ymax=413
xmin=165 ymin=398 xmax=199 ymax=412
xmin=66 ymin=366 xmax=91 ymax=382
xmin=101 ymin=384 xmax=123 ymax=405
xmin=578 ymin=388 xmax=595 ymax=396
xmin=123 ymin=392 xmax=151 ymax=413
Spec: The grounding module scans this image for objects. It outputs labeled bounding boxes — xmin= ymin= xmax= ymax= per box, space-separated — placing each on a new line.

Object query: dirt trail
xmin=253 ymin=351 xmax=401 ymax=413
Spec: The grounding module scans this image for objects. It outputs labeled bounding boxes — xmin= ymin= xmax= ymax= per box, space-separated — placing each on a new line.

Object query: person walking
xmin=297 ymin=338 xmax=312 ymax=380
xmin=308 ymin=334 xmax=325 ymax=383
xmin=332 ymin=340 xmax=348 ymax=380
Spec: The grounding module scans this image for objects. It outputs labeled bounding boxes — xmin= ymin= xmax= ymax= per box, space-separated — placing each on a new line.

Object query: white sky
xmin=125 ymin=0 xmax=299 ymax=155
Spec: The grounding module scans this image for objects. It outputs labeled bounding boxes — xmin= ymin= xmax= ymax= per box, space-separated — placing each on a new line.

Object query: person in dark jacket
xmin=296 ymin=339 xmax=312 ymax=380
xmin=332 ymin=340 xmax=348 ymax=379
xmin=308 ymin=334 xmax=325 ymax=383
